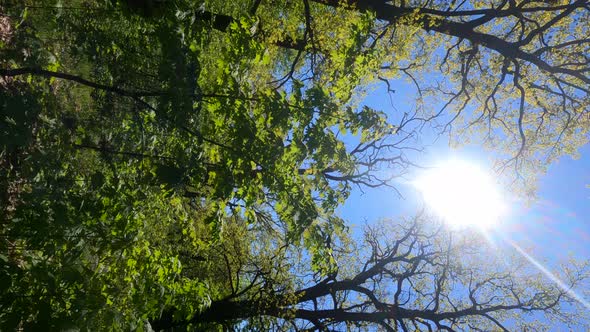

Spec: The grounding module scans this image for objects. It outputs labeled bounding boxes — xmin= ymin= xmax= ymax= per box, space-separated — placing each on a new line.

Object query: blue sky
xmin=340 ymin=141 xmax=590 ymax=264
xmin=506 ymin=146 xmax=590 ymax=261
xmin=335 ymin=78 xmax=590 ymax=326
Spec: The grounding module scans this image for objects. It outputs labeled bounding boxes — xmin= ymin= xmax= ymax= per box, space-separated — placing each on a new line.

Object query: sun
xmin=414 ymin=160 xmax=507 ymax=229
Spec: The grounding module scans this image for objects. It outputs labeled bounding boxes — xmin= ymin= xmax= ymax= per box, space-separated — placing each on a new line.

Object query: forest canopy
xmin=1 ymin=0 xmax=589 ymax=330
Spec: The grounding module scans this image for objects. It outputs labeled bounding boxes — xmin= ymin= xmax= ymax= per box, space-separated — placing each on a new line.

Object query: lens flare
xmin=506 ymin=238 xmax=590 ymax=311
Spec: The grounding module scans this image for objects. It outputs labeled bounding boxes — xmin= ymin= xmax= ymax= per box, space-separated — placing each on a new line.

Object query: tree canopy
xmin=1 ymin=0 xmax=589 ymax=330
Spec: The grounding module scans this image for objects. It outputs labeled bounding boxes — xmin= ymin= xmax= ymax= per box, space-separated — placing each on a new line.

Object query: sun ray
xmin=505 ymin=238 xmax=590 ymax=311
